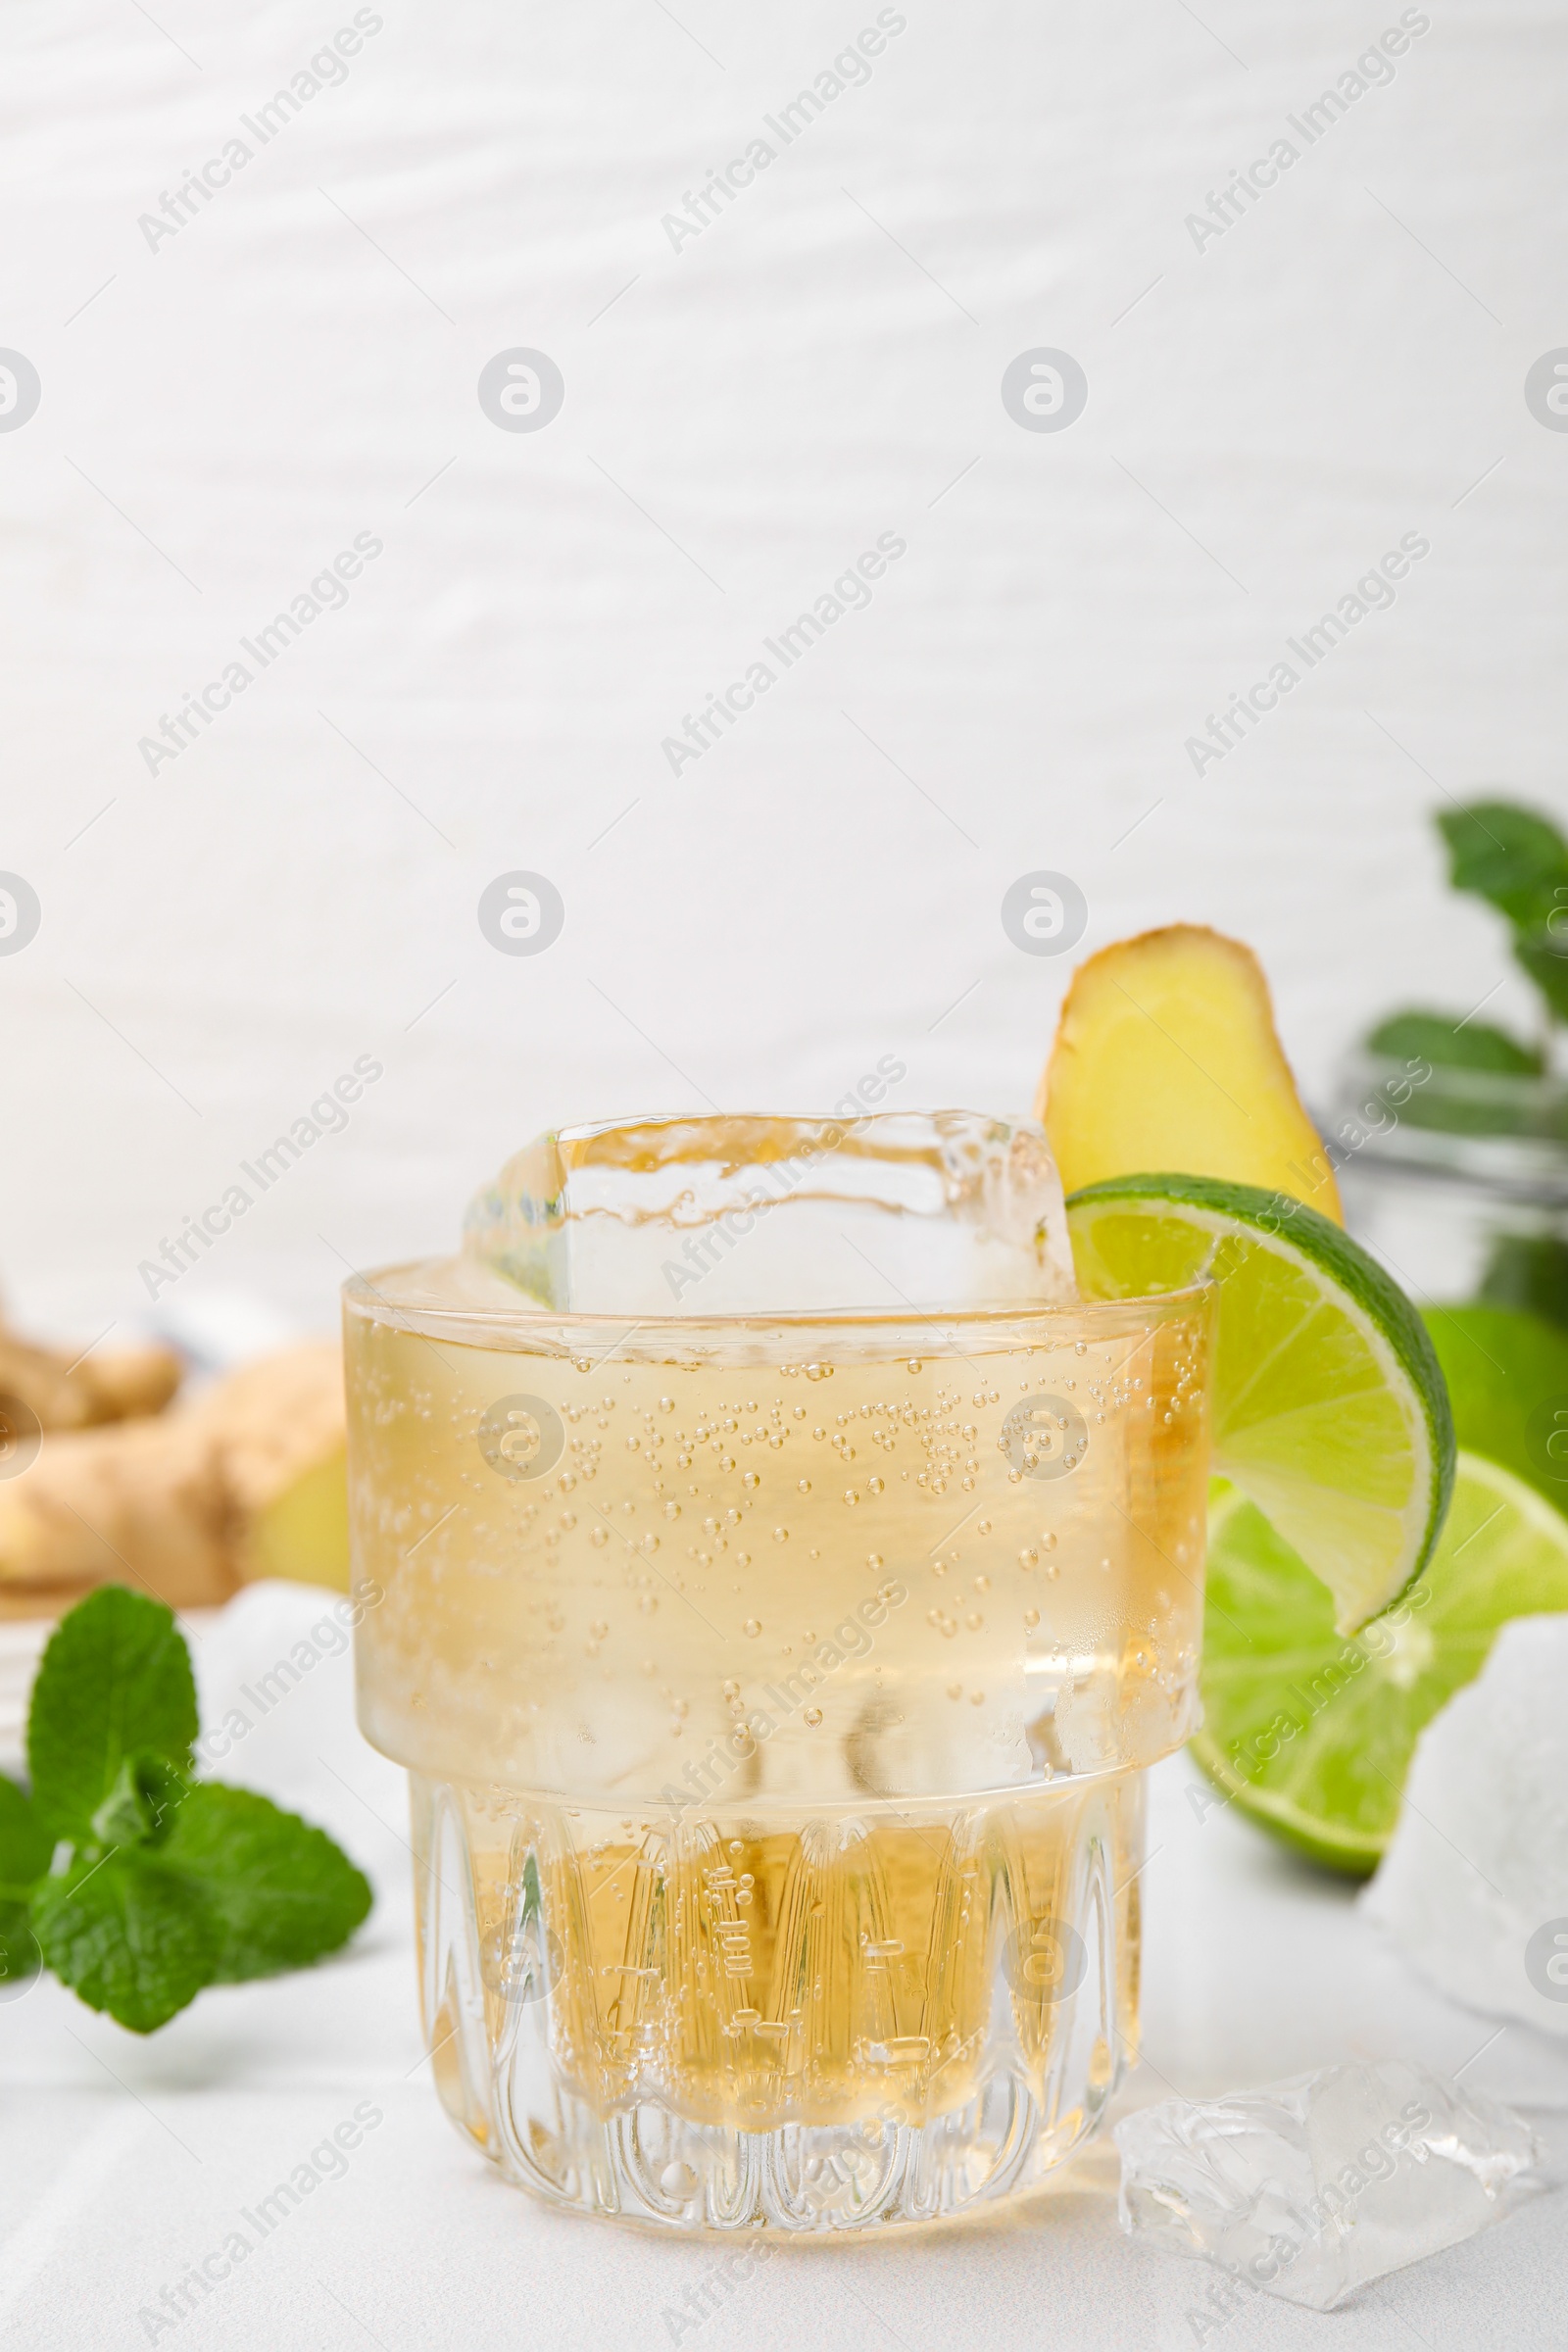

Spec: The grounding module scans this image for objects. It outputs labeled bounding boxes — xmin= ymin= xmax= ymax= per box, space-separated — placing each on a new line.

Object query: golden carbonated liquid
xmin=415 ymin=1777 xmax=1146 ymax=2144
xmin=348 ymin=1278 xmax=1208 ymax=2139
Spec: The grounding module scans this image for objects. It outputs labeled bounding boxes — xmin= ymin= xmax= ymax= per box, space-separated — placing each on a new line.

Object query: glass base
xmin=412 ymin=1769 xmax=1143 ymax=2235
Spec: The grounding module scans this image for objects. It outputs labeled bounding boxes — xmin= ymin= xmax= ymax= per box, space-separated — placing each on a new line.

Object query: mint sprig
xmin=1 ymin=1587 xmax=371 ymax=2033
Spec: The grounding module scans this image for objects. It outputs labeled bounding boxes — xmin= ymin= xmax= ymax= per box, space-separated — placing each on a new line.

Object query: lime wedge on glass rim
xmin=1186 ymin=1456 xmax=1568 ymax=1873
xmin=1065 ymin=1173 xmax=1454 ymax=1632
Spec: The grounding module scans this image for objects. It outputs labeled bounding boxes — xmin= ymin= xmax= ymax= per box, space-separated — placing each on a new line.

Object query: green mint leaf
xmin=1363 ymin=1009 xmax=1544 ymax=1075
xmin=0 ymin=1901 xmax=41 ymax=1986
xmin=161 ymin=1784 xmax=371 ymax=1982
xmin=0 ymin=1776 xmax=51 ymax=1985
xmin=1439 ymin=800 xmax=1568 ymax=928
xmin=31 ymin=1851 xmax=216 ymax=2033
xmin=1513 ymin=929 xmax=1568 ymax=1024
xmin=0 ymin=1773 xmax=52 ymax=1899
xmin=27 ymin=1587 xmax=197 ymax=1840
xmin=88 ymin=1753 xmax=189 ymax=1851
xmin=1438 ymin=801 xmax=1568 ymax=1025
xmin=1479 ymin=1235 xmax=1568 ymax=1335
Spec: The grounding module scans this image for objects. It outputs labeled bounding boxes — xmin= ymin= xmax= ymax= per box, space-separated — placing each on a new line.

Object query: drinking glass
xmin=345 ymin=1113 xmax=1212 ymax=2232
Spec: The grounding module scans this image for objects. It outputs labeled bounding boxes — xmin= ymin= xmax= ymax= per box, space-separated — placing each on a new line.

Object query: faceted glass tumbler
xmin=345 ymin=1115 xmax=1213 ymax=2233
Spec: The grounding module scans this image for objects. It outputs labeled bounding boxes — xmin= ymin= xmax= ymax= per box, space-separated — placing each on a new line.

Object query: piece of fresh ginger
xmin=0 ymin=1342 xmax=348 ymax=1611
xmin=0 ymin=1315 xmax=182 ymax=1430
xmin=1036 ymin=923 xmax=1344 ymax=1220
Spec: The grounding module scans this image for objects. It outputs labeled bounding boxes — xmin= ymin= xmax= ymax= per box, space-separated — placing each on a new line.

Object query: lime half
xmin=1067 ymin=1174 xmax=1454 ymax=1632
xmin=1190 ymin=1456 xmax=1568 ymax=1873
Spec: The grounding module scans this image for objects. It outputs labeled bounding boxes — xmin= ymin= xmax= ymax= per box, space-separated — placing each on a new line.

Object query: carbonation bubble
xmin=743 ymin=1618 xmax=761 ymax=1637
xmin=772 ymin=1527 xmax=789 ymax=1543
xmin=804 ymin=1708 xmax=823 ymax=1728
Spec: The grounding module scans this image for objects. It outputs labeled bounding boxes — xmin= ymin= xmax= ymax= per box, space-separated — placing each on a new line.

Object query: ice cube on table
xmin=1363 ymin=1613 xmax=1568 ymax=2038
xmin=463 ymin=1110 xmax=1077 ymax=1315
xmin=1114 ymin=2059 xmax=1545 ymax=2312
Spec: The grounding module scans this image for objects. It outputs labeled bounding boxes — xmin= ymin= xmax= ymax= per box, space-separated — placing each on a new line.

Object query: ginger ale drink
xmin=347 ymin=1114 xmax=1211 ymax=2231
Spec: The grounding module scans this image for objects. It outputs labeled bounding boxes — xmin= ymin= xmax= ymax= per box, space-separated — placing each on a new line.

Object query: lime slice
xmin=1190 ymin=1455 xmax=1568 ymax=1873
xmin=1066 ymin=1174 xmax=1454 ymax=1632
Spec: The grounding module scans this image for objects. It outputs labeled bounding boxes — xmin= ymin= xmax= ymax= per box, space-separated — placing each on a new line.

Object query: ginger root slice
xmin=0 ymin=1322 xmax=182 ymax=1431
xmin=0 ymin=1342 xmax=348 ymax=1612
xmin=0 ymin=1414 xmax=233 ymax=1609
xmin=1036 ymin=922 xmax=1344 ymax=1221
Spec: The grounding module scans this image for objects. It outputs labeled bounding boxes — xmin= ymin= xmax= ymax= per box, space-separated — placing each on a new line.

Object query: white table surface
xmin=1 ymin=1584 xmax=1563 ymax=2352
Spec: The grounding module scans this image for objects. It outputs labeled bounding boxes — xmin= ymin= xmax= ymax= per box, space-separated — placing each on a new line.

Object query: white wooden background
xmin=0 ymin=0 xmax=1564 ymax=1337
